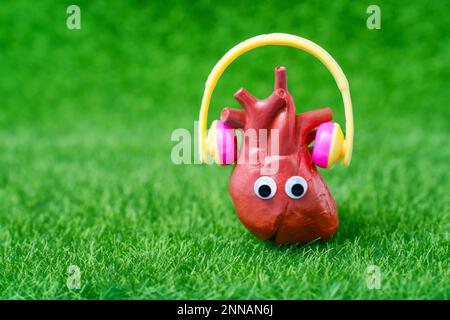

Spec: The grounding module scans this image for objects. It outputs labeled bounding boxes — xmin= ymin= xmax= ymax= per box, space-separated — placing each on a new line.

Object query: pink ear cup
xmin=312 ymin=122 xmax=335 ymax=168
xmin=216 ymin=120 xmax=237 ymax=165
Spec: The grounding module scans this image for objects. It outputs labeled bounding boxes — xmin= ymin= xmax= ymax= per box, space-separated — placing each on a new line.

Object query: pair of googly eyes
xmin=253 ymin=176 xmax=308 ymax=200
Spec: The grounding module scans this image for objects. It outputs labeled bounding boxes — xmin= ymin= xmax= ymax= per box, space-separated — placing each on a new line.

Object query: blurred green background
xmin=0 ymin=0 xmax=448 ymax=299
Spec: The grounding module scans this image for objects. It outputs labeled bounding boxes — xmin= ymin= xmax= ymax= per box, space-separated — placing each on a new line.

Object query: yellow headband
xmin=198 ymin=33 xmax=353 ymax=166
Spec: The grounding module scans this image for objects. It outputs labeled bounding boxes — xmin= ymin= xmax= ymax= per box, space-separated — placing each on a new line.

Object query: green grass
xmin=0 ymin=0 xmax=449 ymax=299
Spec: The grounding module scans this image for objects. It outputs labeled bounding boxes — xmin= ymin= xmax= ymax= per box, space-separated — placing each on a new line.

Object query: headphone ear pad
xmin=215 ymin=120 xmax=237 ymax=165
xmin=312 ymin=122 xmax=345 ymax=169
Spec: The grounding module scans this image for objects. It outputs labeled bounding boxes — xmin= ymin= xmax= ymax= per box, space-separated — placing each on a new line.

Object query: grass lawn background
xmin=0 ymin=0 xmax=448 ymax=299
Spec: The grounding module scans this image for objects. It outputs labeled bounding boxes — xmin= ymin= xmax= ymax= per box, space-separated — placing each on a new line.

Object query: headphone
xmin=198 ymin=33 xmax=354 ymax=169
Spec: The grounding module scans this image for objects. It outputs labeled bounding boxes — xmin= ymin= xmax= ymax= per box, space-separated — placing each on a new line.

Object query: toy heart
xmin=221 ymin=67 xmax=338 ymax=244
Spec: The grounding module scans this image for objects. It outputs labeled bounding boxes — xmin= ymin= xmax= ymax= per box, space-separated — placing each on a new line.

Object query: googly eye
xmin=253 ymin=176 xmax=277 ymax=200
xmin=285 ymin=176 xmax=308 ymax=199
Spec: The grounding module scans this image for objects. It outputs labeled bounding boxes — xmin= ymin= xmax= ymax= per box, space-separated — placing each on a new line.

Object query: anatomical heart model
xmin=223 ymin=67 xmax=338 ymax=244
xmin=198 ymin=34 xmax=354 ymax=245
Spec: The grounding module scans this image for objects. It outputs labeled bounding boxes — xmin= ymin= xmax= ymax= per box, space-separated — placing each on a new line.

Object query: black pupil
xmin=258 ymin=185 xmax=272 ymax=198
xmin=291 ymin=184 xmax=304 ymax=197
